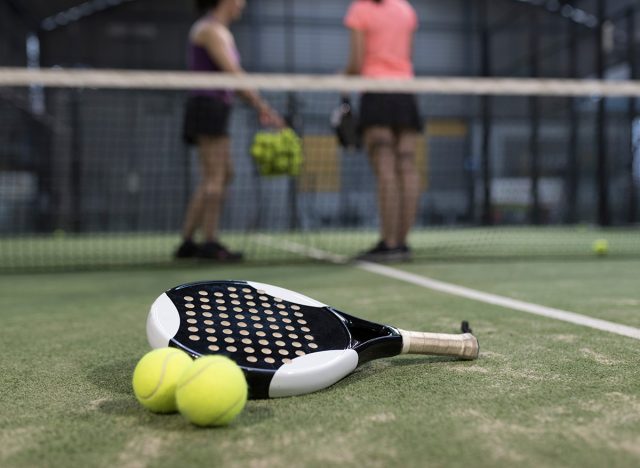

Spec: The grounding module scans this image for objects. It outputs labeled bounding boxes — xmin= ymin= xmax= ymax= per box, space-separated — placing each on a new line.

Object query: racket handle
xmin=398 ymin=330 xmax=479 ymax=360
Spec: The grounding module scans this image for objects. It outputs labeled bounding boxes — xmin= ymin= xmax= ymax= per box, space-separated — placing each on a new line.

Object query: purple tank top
xmin=188 ymin=16 xmax=239 ymax=105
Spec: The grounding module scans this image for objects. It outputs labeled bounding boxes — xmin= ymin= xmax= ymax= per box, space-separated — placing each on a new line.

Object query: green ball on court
xmin=132 ymin=347 xmax=193 ymax=413
xmin=592 ymin=239 xmax=609 ymax=256
xmin=176 ymin=355 xmax=248 ymax=427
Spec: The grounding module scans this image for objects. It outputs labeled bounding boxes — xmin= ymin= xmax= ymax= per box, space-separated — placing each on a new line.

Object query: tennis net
xmin=1 ymin=67 xmax=639 ymax=270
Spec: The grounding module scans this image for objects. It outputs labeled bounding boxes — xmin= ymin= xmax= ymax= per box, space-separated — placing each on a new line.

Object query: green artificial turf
xmin=1 ymin=260 xmax=639 ymax=468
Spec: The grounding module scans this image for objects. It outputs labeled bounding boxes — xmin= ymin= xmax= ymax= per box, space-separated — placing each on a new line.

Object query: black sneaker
xmin=174 ymin=240 xmax=200 ymax=259
xmin=398 ymin=244 xmax=413 ymax=262
xmin=199 ymin=241 xmax=243 ymax=262
xmin=355 ymin=241 xmax=404 ymax=263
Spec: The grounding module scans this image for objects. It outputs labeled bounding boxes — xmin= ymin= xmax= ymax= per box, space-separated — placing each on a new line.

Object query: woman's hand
xmin=259 ymin=105 xmax=286 ymax=129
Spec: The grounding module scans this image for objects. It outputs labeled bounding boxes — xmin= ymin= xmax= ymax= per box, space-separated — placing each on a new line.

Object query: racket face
xmin=148 ymin=280 xmax=360 ymax=398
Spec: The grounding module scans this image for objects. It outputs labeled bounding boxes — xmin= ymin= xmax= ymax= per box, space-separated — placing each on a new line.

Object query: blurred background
xmin=1 ymin=0 xmax=639 ymax=270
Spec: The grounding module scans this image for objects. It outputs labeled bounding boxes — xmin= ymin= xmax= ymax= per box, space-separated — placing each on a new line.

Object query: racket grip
xmin=398 ymin=330 xmax=479 ymax=360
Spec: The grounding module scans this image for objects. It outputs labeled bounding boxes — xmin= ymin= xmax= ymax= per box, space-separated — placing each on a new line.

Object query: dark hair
xmin=196 ymin=0 xmax=222 ymax=13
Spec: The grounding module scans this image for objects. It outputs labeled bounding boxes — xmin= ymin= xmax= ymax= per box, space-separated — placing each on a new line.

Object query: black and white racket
xmin=147 ymin=281 xmax=479 ymax=399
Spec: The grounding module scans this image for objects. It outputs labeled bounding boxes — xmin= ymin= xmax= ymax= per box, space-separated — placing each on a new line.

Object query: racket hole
xmin=273 ymin=332 xmax=283 ymax=338
xmin=297 ymin=319 xmax=307 ymax=325
xmin=201 ymin=305 xmax=212 ymax=310
xmin=186 ymin=311 xmax=196 ymax=317
xmin=198 ymin=291 xmax=208 ymax=296
xmin=294 ymin=312 xmax=304 ymax=318
xmin=264 ymin=310 xmax=274 ymax=315
xmin=282 ymin=318 xmax=292 ymax=324
xmin=214 ymin=292 xmax=224 ymax=297
xmin=224 ymin=337 xmax=235 ymax=344
xmin=231 ymin=300 xmax=240 ymax=306
xmin=285 ymin=326 xmax=295 ymax=331
xmin=187 ymin=319 xmax=197 ymax=324
xmin=292 ymin=342 xmax=302 ymax=348
xmin=295 ymin=350 xmax=306 ymax=356
xmin=265 ymin=357 xmax=275 ymax=364
xmin=309 ymin=343 xmax=318 ymax=349
xmin=244 ymin=347 xmax=255 ymax=353
xmin=189 ymin=335 xmax=200 ymax=341
xmin=202 ymin=312 xmax=213 ymax=318
xmin=238 ymin=322 xmax=247 ymax=328
xmin=279 ymin=311 xmax=289 ymax=317
xmin=301 ymin=327 xmax=311 ymax=333
xmin=221 ymin=321 xmax=231 ymax=327
xmin=251 ymin=316 xmax=260 ymax=321
xmin=304 ymin=335 xmax=314 ymax=341
xmin=247 ymin=356 xmax=258 ymax=363
xmin=227 ymin=287 xmax=237 ymax=292
xmin=184 ymin=296 xmax=194 ymax=302
xmin=254 ymin=324 xmax=264 ymax=329
xmin=200 ymin=298 xmax=210 ymax=303
xmin=276 ymin=304 xmax=286 ymax=310
xmin=185 ymin=304 xmax=195 ymax=309
xmin=267 ymin=317 xmax=276 ymax=323
xmin=249 ymin=308 xmax=259 ymax=313
xmin=269 ymin=325 xmax=280 ymax=330
xmin=246 ymin=301 xmax=256 ymax=307
xmin=258 ymin=339 xmax=269 ymax=346
xmin=244 ymin=295 xmax=254 ymax=300
xmin=241 ymin=338 xmax=252 ymax=345
xmin=227 ymin=346 xmax=237 ymax=352
xmin=205 ymin=328 xmax=215 ymax=334
xmin=261 ymin=348 xmax=272 ymax=355
xmin=291 ymin=305 xmax=301 ymax=311
xmin=235 ymin=314 xmax=245 ymax=320
xmin=278 ymin=349 xmax=289 ymax=356
xmin=256 ymin=290 xmax=266 ymax=295
xmin=288 ymin=334 xmax=298 ymax=339
xmin=242 ymin=288 xmax=252 ymax=293
xmin=261 ymin=303 xmax=270 ymax=308
xmin=223 ymin=329 xmax=233 ymax=335
xmin=282 ymin=358 xmax=292 ymax=364
xmin=229 ymin=293 xmax=239 ymax=299
xmin=188 ymin=327 xmax=198 ymax=333
xmin=256 ymin=331 xmax=266 ymax=337
xmin=274 ymin=298 xmax=283 ymax=303
xmin=259 ymin=296 xmax=268 ymax=301
xmin=217 ymin=306 xmax=227 ymax=311
xmin=204 ymin=320 xmax=214 ymax=326
xmin=206 ymin=336 xmax=217 ymax=343
xmin=208 ymin=345 xmax=220 ymax=352
xmin=216 ymin=299 xmax=225 ymax=304
xmin=219 ymin=313 xmax=229 ymax=319
xmin=239 ymin=330 xmax=250 ymax=336
xmin=233 ymin=307 xmax=243 ymax=313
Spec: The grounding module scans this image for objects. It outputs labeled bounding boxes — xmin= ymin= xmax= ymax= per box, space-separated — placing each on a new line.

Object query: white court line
xmin=256 ymin=236 xmax=640 ymax=341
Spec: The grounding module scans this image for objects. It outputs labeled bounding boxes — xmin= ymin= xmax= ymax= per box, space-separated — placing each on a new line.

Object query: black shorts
xmin=183 ymin=95 xmax=232 ymax=145
xmin=359 ymin=93 xmax=422 ymax=133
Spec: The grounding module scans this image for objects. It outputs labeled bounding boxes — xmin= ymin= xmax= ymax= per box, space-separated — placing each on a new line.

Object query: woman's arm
xmin=345 ymin=29 xmax=365 ymax=76
xmin=200 ymin=24 xmax=284 ymax=127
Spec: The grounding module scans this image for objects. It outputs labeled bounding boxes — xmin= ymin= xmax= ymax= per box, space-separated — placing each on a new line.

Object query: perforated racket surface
xmin=148 ymin=280 xmax=479 ymax=398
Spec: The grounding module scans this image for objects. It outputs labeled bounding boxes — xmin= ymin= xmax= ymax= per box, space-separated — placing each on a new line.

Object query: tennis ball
xmin=176 ymin=355 xmax=248 ymax=427
xmin=592 ymin=239 xmax=609 ymax=256
xmin=132 ymin=348 xmax=193 ymax=413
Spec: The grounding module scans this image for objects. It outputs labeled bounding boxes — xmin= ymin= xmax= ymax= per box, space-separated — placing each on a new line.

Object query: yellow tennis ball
xmin=132 ymin=348 xmax=193 ymax=413
xmin=592 ymin=239 xmax=609 ymax=256
xmin=176 ymin=355 xmax=248 ymax=427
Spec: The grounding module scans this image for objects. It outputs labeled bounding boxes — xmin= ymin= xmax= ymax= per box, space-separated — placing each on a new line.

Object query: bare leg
xmin=181 ymin=136 xmax=232 ymax=242
xmin=395 ymin=130 xmax=420 ymax=246
xmin=364 ymin=126 xmax=400 ymax=248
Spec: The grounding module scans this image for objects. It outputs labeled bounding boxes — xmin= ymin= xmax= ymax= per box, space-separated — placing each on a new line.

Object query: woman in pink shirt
xmin=344 ymin=0 xmax=422 ymax=262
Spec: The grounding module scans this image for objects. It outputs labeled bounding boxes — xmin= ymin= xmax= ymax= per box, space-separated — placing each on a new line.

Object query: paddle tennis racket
xmin=147 ymin=280 xmax=479 ymax=398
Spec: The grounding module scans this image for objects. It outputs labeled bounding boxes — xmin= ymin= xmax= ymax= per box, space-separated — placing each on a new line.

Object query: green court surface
xmin=1 ymin=258 xmax=639 ymax=467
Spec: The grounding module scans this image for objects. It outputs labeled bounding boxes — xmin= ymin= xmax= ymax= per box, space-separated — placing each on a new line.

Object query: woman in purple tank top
xmin=177 ymin=0 xmax=284 ymax=261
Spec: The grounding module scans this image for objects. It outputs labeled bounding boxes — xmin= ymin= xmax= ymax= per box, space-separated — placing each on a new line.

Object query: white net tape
xmin=2 ymin=67 xmax=640 ymax=97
